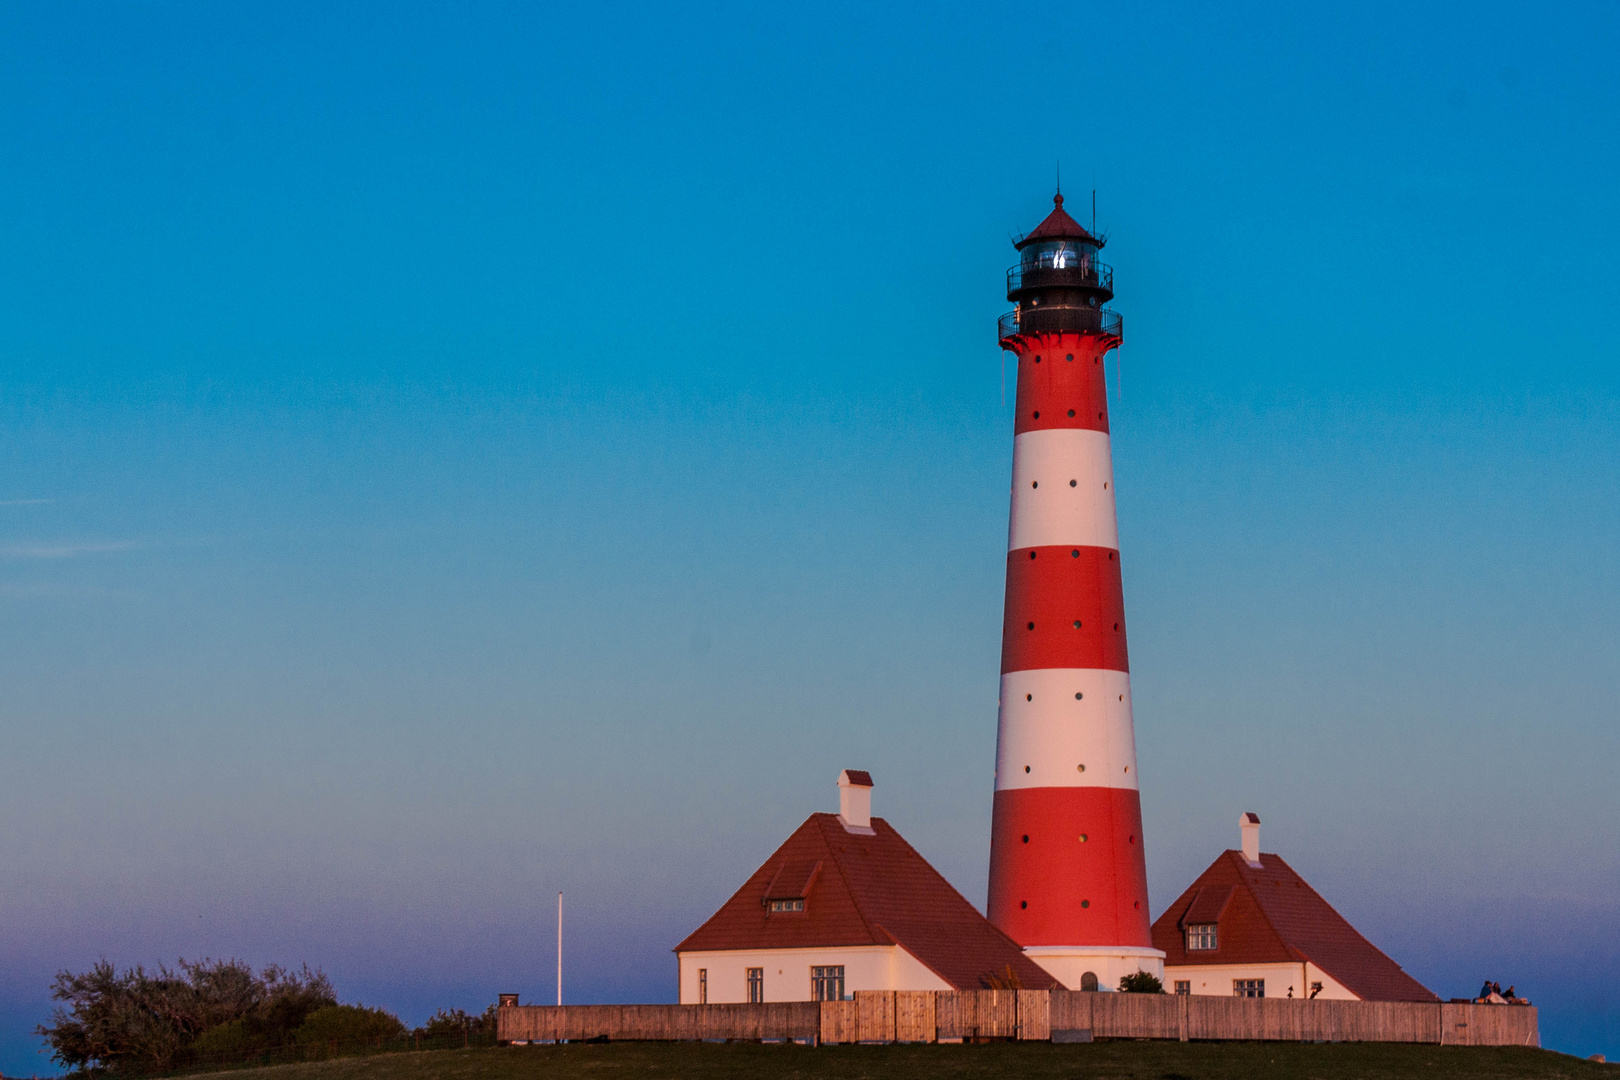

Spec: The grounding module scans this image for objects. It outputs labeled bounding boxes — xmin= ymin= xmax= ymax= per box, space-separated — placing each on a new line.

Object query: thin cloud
xmin=0 ymin=540 xmax=138 ymax=559
xmin=0 ymin=498 xmax=57 ymax=506
xmin=0 ymin=581 xmax=141 ymax=600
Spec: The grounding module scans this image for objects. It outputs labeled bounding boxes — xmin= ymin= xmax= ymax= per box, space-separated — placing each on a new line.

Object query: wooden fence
xmin=497 ymin=992 xmax=1537 ymax=1048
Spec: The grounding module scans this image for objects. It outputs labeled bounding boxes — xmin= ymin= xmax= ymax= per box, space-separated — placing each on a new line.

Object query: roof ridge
xmin=1224 ymin=850 xmax=1307 ymax=965
xmin=1254 ymin=852 xmax=1425 ymax=999
xmin=816 ymin=813 xmax=884 ymax=944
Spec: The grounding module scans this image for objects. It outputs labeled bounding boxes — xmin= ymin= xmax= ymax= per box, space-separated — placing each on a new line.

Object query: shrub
xmin=293 ymin=1005 xmax=406 ymax=1052
xmin=36 ymin=959 xmax=335 ymax=1075
xmin=190 ymin=1019 xmax=267 ymax=1064
xmin=416 ymin=1006 xmax=497 ymax=1041
xmin=1119 ymin=971 xmax=1165 ymax=993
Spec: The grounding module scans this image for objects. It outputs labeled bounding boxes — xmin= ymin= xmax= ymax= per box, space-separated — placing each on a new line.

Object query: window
xmin=1186 ymin=923 xmax=1218 ymax=950
xmin=811 ymin=966 xmax=845 ymax=1002
xmin=767 ymin=898 xmax=804 ymax=913
xmin=746 ymin=968 xmax=764 ymax=1004
xmin=1233 ymin=979 xmax=1265 ymax=998
xmin=697 ymin=969 xmax=707 ymax=1005
xmin=1174 ymin=981 xmax=1191 ymax=996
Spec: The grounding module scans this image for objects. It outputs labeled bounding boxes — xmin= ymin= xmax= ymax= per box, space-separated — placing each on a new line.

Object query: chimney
xmin=838 ymin=769 xmax=874 ymax=834
xmin=1240 ymin=812 xmax=1262 ymax=867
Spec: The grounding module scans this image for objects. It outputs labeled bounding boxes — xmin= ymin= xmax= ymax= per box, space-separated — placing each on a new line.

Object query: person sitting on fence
xmin=1503 ymin=986 xmax=1523 ymax=1003
xmin=1478 ymin=980 xmax=1494 ymax=1002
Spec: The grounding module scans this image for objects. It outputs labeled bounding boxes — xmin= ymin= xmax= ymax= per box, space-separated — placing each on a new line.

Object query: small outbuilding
xmin=675 ymin=770 xmax=1059 ymax=1003
xmin=1152 ymin=813 xmax=1438 ymax=1003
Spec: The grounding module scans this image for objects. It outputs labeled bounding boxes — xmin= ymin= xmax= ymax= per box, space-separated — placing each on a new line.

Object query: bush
xmin=294 ymin=1005 xmax=406 ymax=1051
xmin=1119 ymin=972 xmax=1165 ymax=993
xmin=36 ymin=959 xmax=335 ymax=1075
xmin=416 ymin=1006 xmax=496 ymax=1041
xmin=190 ymin=1019 xmax=267 ymax=1064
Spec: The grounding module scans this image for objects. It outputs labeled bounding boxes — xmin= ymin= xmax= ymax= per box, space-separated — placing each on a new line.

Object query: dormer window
xmin=767 ymin=898 xmax=804 ymax=913
xmin=1186 ymin=923 xmax=1218 ymax=950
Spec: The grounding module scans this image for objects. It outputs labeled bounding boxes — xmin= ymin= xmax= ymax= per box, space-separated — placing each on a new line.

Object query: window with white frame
xmin=767 ymin=898 xmax=804 ymax=913
xmin=1233 ymin=979 xmax=1265 ymax=998
xmin=1186 ymin=923 xmax=1218 ymax=950
xmin=697 ymin=968 xmax=707 ymax=1004
xmin=1174 ymin=981 xmax=1190 ymax=995
xmin=746 ymin=968 xmax=764 ymax=1003
xmin=811 ymin=966 xmax=845 ymax=1002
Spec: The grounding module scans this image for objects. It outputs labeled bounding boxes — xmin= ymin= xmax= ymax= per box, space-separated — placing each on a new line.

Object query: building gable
xmin=1151 ymin=850 xmax=1437 ymax=1003
xmin=676 ymin=813 xmax=1057 ymax=991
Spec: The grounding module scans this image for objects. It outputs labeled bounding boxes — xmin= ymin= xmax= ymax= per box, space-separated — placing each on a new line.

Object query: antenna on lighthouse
xmin=1092 ymin=189 xmax=1096 ymax=234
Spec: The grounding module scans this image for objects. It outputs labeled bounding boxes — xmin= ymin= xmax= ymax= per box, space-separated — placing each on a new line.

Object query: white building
xmin=1151 ymin=814 xmax=1437 ymax=1002
xmin=675 ymin=771 xmax=1058 ymax=1003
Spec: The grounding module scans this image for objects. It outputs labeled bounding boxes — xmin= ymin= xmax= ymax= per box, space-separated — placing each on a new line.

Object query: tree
xmin=37 ymin=959 xmax=335 ymax=1075
xmin=1118 ymin=971 xmax=1165 ymax=993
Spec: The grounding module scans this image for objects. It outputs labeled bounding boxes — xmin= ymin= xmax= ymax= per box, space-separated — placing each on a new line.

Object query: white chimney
xmin=838 ymin=769 xmax=874 ymax=834
xmin=1240 ymin=812 xmax=1262 ymax=867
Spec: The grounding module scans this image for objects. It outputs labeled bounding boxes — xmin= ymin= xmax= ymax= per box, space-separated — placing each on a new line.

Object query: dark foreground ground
xmin=199 ymin=1041 xmax=1616 ymax=1080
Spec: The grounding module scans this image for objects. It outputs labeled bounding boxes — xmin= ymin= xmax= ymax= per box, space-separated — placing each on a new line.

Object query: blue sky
xmin=1 ymin=0 xmax=1617 ymax=1069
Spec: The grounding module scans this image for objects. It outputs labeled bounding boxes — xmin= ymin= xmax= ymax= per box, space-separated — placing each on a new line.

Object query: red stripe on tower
xmin=986 ymin=193 xmax=1165 ymax=991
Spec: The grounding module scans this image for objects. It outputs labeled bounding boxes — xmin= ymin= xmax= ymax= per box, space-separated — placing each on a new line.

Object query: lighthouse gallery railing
xmin=998 ymin=306 xmax=1123 ymax=343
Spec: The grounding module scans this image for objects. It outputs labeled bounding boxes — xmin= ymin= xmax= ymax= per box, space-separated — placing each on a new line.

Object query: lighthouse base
xmin=1023 ymin=946 xmax=1166 ymax=992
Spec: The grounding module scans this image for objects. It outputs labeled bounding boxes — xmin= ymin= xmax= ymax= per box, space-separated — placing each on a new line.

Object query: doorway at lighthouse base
xmin=1023 ymin=946 xmax=1166 ymax=991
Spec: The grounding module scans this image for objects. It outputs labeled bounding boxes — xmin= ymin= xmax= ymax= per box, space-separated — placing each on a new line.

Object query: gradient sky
xmin=2 ymin=0 xmax=1617 ymax=1071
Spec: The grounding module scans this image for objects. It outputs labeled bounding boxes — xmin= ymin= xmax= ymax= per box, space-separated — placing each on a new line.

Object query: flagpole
xmin=556 ymin=891 xmax=563 ymax=1006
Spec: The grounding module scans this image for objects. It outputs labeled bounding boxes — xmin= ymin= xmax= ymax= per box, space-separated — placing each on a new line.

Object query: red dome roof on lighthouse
xmin=1015 ymin=192 xmax=1100 ymax=249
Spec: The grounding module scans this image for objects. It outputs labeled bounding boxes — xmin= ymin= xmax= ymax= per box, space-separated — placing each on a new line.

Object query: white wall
xmin=1163 ymin=961 xmax=1355 ymax=1000
xmin=1025 ymin=946 xmax=1165 ymax=991
xmin=677 ymin=945 xmax=951 ymax=1003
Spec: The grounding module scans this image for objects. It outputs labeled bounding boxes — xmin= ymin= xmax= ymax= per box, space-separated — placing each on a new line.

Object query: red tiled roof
xmin=675 ymin=813 xmax=1059 ymax=991
xmin=764 ymin=859 xmax=822 ymax=900
xmin=1015 ymin=193 xmax=1097 ymax=249
xmin=1151 ymin=850 xmax=1437 ymax=1003
xmin=841 ymin=770 xmax=873 ymax=787
xmin=1181 ymin=884 xmax=1237 ymax=926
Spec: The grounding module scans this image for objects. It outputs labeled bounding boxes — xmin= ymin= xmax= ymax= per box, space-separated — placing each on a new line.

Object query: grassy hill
xmin=194 ymin=1040 xmax=1615 ymax=1080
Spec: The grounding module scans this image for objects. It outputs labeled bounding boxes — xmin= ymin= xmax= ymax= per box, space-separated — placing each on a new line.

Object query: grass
xmin=191 ymin=1040 xmax=1617 ymax=1080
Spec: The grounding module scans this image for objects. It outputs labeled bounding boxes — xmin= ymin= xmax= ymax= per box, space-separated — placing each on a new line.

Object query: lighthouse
xmin=985 ymin=193 xmax=1165 ymax=990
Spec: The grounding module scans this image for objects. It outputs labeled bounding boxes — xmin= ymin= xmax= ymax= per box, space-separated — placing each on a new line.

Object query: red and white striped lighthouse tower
xmin=986 ymin=193 xmax=1164 ymax=990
